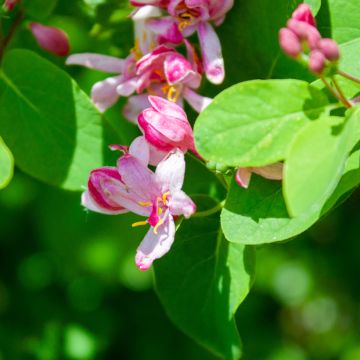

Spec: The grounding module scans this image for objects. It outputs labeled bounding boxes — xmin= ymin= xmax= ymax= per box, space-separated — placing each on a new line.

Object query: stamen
xmin=138 ymin=201 xmax=152 ymax=207
xmin=162 ymin=192 xmax=170 ymax=205
xmin=153 ymin=218 xmax=164 ymax=234
xmin=131 ymin=39 xmax=142 ymax=61
xmin=132 ymin=220 xmax=148 ymax=228
xmin=167 ymin=86 xmax=180 ymax=102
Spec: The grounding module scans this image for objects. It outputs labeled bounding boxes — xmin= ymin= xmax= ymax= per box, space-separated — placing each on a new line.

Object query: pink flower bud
xmin=287 ymin=19 xmax=321 ymax=49
xmin=309 ymin=50 xmax=326 ymax=74
xmin=292 ymin=4 xmax=317 ymax=27
xmin=30 ymin=22 xmax=70 ymax=57
xmin=317 ymin=38 xmax=340 ymax=61
xmin=3 ymin=0 xmax=18 ymax=11
xmin=138 ymin=96 xmax=196 ymax=153
xmin=279 ymin=28 xmax=302 ymax=58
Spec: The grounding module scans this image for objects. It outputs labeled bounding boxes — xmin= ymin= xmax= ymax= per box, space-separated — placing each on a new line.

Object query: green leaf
xmin=305 ymin=0 xmax=322 ymax=14
xmin=154 ymin=217 xmax=255 ymax=360
xmin=0 ymin=49 xmax=110 ymax=191
xmin=284 ymin=115 xmax=356 ymax=217
xmin=23 ymin=0 xmax=58 ymax=19
xmin=0 ymin=137 xmax=14 ymax=190
xmin=221 ymin=176 xmax=318 ymax=245
xmin=194 ymin=79 xmax=330 ymax=167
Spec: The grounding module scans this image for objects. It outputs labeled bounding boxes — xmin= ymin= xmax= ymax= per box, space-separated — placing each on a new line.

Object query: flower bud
xmin=138 ymin=96 xmax=196 ymax=153
xmin=308 ymin=49 xmax=326 ymax=74
xmin=3 ymin=0 xmax=17 ymax=11
xmin=292 ymin=4 xmax=317 ymax=27
xmin=317 ymin=38 xmax=340 ymax=61
xmin=279 ymin=28 xmax=302 ymax=58
xmin=287 ymin=19 xmax=321 ymax=49
xmin=29 ymin=22 xmax=70 ymax=57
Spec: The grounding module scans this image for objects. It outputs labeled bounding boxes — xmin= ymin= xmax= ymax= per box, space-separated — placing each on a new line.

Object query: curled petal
xmin=148 ymin=95 xmax=187 ymax=120
xmin=235 ymin=168 xmax=252 ymax=188
xmin=116 ymin=78 xmax=138 ymax=96
xmin=66 ymin=53 xmax=125 ymax=72
xmin=91 ymin=76 xmax=123 ymax=112
xmin=30 ymin=22 xmax=70 ymax=57
xmin=168 ymin=190 xmax=196 ymax=218
xmin=135 ymin=214 xmax=176 ymax=271
xmin=164 ymin=53 xmax=193 ymax=85
xmin=148 ymin=17 xmax=183 ymax=44
xmin=123 ymin=94 xmax=151 ymax=124
xmin=155 ymin=149 xmax=186 ymax=193
xmin=129 ymin=136 xmax=150 ymax=167
xmin=197 ymin=22 xmax=224 ymax=84
xmin=183 ymin=87 xmax=212 ymax=113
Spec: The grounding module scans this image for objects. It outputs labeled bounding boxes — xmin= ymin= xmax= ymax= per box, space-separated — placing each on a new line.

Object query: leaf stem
xmin=337 ymin=70 xmax=360 ymax=85
xmin=320 ymin=75 xmax=351 ymax=108
xmin=331 ymin=76 xmax=352 ymax=109
xmin=192 ymin=200 xmax=225 ymax=218
xmin=0 ymin=10 xmax=24 ymax=61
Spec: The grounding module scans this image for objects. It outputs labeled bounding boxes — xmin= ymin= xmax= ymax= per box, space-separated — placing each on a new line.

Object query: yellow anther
xmin=158 ymin=207 xmax=163 ymax=216
xmin=138 ymin=201 xmax=152 ymax=207
xmin=167 ymin=86 xmax=180 ymax=103
xmin=153 ymin=218 xmax=164 ymax=234
xmin=131 ymin=39 xmax=142 ymax=61
xmin=132 ymin=220 xmax=148 ymax=228
xmin=162 ymin=192 xmax=170 ymax=205
xmin=178 ymin=20 xmax=192 ymax=32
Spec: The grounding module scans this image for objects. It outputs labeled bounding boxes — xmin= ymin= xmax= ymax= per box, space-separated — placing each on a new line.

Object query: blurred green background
xmin=1 ymin=0 xmax=360 ymax=359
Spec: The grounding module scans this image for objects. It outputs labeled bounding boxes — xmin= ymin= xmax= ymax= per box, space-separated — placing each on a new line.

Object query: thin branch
xmin=337 ymin=70 xmax=360 ymax=85
xmin=320 ymin=75 xmax=350 ymax=108
xmin=331 ymin=76 xmax=352 ymax=108
xmin=192 ymin=201 xmax=225 ymax=218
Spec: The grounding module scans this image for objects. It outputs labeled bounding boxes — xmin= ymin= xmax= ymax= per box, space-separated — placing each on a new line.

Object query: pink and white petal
xmin=136 ymin=45 xmax=174 ymax=74
xmin=81 ymin=191 xmax=128 ymax=215
xmin=123 ymin=94 xmax=151 ymax=124
xmin=129 ymin=136 xmax=150 ymax=167
xmin=91 ymin=75 xmax=123 ymax=112
xmin=66 ymin=53 xmax=125 ymax=73
xmin=168 ymin=0 xmax=183 ymax=15
xmin=252 ymin=163 xmax=283 ymax=180
xmin=116 ymin=78 xmax=138 ymax=96
xmin=169 ymin=190 xmax=196 ymax=218
xmin=183 ymin=87 xmax=212 ymax=113
xmin=148 ymin=17 xmax=183 ymax=44
xmin=164 ymin=53 xmax=193 ymax=85
xmin=118 ymin=154 xmax=159 ymax=200
xmin=155 ymin=149 xmax=185 ymax=193
xmin=235 ymin=168 xmax=252 ymax=188
xmin=209 ymin=0 xmax=234 ymax=22
xmin=148 ymin=95 xmax=187 ymax=120
xmin=197 ymin=22 xmax=225 ymax=84
xmin=149 ymin=144 xmax=169 ymax=166
xmin=135 ymin=214 xmax=176 ymax=271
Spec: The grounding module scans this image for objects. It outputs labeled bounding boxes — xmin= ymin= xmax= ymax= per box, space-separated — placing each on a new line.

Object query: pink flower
xmin=235 ymin=163 xmax=283 ymax=188
xmin=30 ymin=23 xmax=70 ymax=57
xmin=82 ymin=141 xmax=196 ymax=271
xmin=138 ymin=96 xmax=196 ymax=153
xmin=66 ymin=5 xmax=161 ymax=114
xmin=291 ymin=4 xmax=316 ymax=27
xmin=2 ymin=0 xmax=18 ymax=11
xmin=130 ymin=0 xmax=234 ymax=84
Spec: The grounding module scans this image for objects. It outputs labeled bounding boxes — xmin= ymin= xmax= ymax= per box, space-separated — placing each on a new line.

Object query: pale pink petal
xmin=123 ymin=94 xmax=151 ymax=124
xmin=147 ymin=17 xmax=183 ymax=44
xmin=129 ymin=136 xmax=150 ymax=167
xmin=116 ymin=78 xmax=138 ymax=96
xmin=91 ymin=75 xmax=123 ymax=112
xmin=252 ymin=163 xmax=283 ymax=180
xmin=148 ymin=95 xmax=187 ymax=120
xmin=149 ymin=144 xmax=169 ymax=166
xmin=155 ymin=149 xmax=185 ymax=193
xmin=209 ymin=0 xmax=234 ymax=23
xmin=135 ymin=214 xmax=176 ymax=271
xmin=164 ymin=53 xmax=193 ymax=85
xmin=81 ymin=191 xmax=128 ymax=215
xmin=168 ymin=190 xmax=196 ymax=218
xmin=118 ymin=154 xmax=159 ymax=200
xmin=136 ymin=45 xmax=174 ymax=74
xmin=66 ymin=53 xmax=125 ymax=72
xmin=197 ymin=22 xmax=224 ymax=84
xmin=183 ymin=87 xmax=212 ymax=113
xmin=235 ymin=168 xmax=252 ymax=188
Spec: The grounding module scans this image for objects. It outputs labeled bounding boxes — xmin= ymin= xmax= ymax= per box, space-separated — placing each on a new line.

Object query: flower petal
xmin=183 ymin=87 xmax=212 ymax=113
xmin=66 ymin=53 xmax=125 ymax=72
xmin=91 ymin=75 xmax=123 ymax=112
xmin=147 ymin=17 xmax=183 ymax=44
xmin=169 ymin=190 xmax=196 ymax=218
xmin=148 ymin=95 xmax=187 ymax=120
xmin=129 ymin=136 xmax=150 ymax=167
xmin=235 ymin=168 xmax=252 ymax=188
xmin=197 ymin=22 xmax=224 ymax=84
xmin=252 ymin=163 xmax=283 ymax=180
xmin=135 ymin=214 xmax=176 ymax=271
xmin=116 ymin=78 xmax=138 ymax=96
xmin=155 ymin=149 xmax=185 ymax=193
xmin=164 ymin=53 xmax=193 ymax=85
xmin=123 ymin=94 xmax=151 ymax=124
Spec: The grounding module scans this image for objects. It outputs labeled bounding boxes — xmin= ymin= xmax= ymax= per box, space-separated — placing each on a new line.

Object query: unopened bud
xmin=29 ymin=22 xmax=70 ymax=57
xmin=309 ymin=50 xmax=326 ymax=74
xmin=287 ymin=19 xmax=321 ymax=49
xmin=3 ymin=0 xmax=18 ymax=11
xmin=317 ymin=38 xmax=340 ymax=61
xmin=279 ymin=28 xmax=302 ymax=58
xmin=292 ymin=4 xmax=317 ymax=27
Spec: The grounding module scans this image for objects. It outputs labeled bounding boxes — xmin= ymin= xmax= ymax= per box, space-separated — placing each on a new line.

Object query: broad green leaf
xmin=284 ymin=115 xmax=356 ymax=217
xmin=23 ymin=0 xmax=58 ymax=19
xmin=221 ymin=176 xmax=318 ymax=245
xmin=305 ymin=0 xmax=322 ymax=14
xmin=194 ymin=80 xmax=330 ymax=167
xmin=0 ymin=137 xmax=14 ymax=190
xmin=0 ymin=49 xmax=112 ymax=191
xmin=154 ymin=217 xmax=255 ymax=360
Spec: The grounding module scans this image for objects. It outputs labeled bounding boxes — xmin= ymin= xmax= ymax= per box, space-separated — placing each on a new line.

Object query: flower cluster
xmin=74 ymin=2 xmax=234 ymax=270
xmin=279 ymin=4 xmax=340 ymax=75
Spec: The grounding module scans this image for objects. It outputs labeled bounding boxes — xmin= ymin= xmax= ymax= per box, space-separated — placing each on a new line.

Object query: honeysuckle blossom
xmin=130 ymin=0 xmax=234 ymax=84
xmin=235 ymin=163 xmax=283 ymax=189
xmin=138 ymin=96 xmax=197 ymax=154
xmin=66 ymin=5 xmax=161 ymax=114
xmin=82 ymin=139 xmax=196 ymax=271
